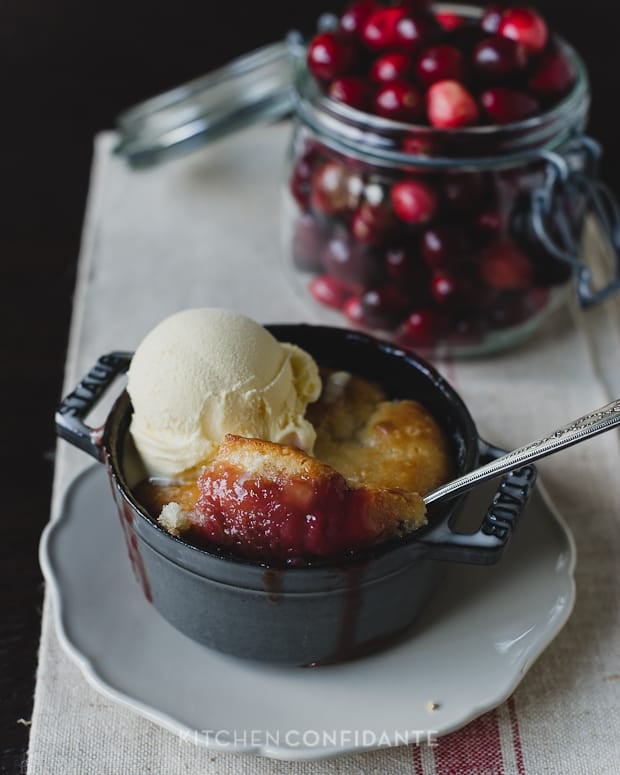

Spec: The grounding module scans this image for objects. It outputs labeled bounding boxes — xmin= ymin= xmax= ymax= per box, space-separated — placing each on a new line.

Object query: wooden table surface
xmin=2 ymin=1 xmax=619 ymax=772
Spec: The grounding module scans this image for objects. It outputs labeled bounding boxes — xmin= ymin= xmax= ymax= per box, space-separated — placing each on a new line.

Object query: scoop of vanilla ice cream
xmin=127 ymin=308 xmax=321 ymax=477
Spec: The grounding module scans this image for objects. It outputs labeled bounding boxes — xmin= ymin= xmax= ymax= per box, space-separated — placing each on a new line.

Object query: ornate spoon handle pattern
xmin=424 ymin=398 xmax=620 ymax=506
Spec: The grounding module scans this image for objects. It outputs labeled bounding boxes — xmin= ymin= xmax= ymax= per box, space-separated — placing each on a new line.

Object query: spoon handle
xmin=424 ymin=398 xmax=620 ymax=506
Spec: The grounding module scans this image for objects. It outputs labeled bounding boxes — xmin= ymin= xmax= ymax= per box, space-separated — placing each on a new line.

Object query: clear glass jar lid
xmin=114 ymin=36 xmax=303 ymax=168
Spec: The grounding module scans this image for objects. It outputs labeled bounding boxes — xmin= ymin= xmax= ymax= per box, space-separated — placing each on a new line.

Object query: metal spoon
xmin=424 ymin=398 xmax=620 ymax=506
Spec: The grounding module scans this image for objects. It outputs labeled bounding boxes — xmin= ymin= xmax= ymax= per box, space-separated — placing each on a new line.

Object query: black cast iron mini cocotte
xmin=56 ymin=325 xmax=536 ymax=665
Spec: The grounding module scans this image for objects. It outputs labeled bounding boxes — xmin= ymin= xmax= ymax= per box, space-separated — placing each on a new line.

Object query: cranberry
xmin=391 ymin=179 xmax=438 ymax=224
xmin=351 ymin=200 xmax=397 ymax=244
xmin=528 ymin=50 xmax=576 ymax=100
xmin=442 ymin=172 xmax=486 ymax=213
xmin=311 ymin=161 xmax=363 ymax=216
xmin=361 ymin=283 xmax=411 ymax=328
xmin=476 ymin=208 xmax=502 ymax=239
xmin=436 ymin=12 xmax=466 ymax=32
xmin=370 ymin=51 xmax=412 ymax=83
xmin=321 ymin=230 xmax=381 ymax=286
xmin=373 ymin=80 xmax=424 ymax=121
xmin=328 ymin=77 xmax=372 ymax=109
xmin=361 ymin=7 xmax=408 ymax=51
xmin=421 ymin=226 xmax=471 ymax=268
xmin=472 ymin=37 xmax=529 ymax=79
xmin=394 ymin=13 xmax=438 ymax=53
xmin=340 ymin=0 xmax=379 ymax=37
xmin=431 ymin=271 xmax=460 ymax=305
xmin=480 ymin=87 xmax=540 ymax=124
xmin=342 ymin=294 xmax=366 ymax=324
xmin=480 ymin=5 xmax=504 ymax=35
xmin=289 ymin=150 xmax=317 ymax=210
xmin=416 ymin=45 xmax=465 ymax=88
xmin=385 ymin=246 xmax=429 ymax=287
xmin=309 ymin=275 xmax=353 ymax=309
xmin=400 ymin=307 xmax=447 ymax=342
xmin=307 ymin=31 xmax=356 ymax=82
xmin=480 ymin=240 xmax=533 ymax=290
xmin=401 ymin=134 xmax=436 ymax=156
xmin=498 ymin=7 xmax=548 ymax=54
xmin=426 ymin=80 xmax=479 ymax=128
xmin=292 ymin=213 xmax=327 ymax=273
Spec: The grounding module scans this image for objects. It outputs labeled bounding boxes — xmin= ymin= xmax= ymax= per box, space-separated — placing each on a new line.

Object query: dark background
xmin=1 ymin=1 xmax=618 ymax=771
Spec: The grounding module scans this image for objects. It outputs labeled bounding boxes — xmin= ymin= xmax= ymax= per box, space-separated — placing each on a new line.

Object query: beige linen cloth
xmin=28 ymin=125 xmax=620 ymax=774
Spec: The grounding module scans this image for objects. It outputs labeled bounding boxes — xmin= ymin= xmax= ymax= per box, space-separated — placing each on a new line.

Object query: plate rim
xmin=39 ymin=464 xmax=577 ymax=761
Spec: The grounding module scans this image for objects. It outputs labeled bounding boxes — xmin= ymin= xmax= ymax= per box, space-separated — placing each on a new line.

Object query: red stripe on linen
xmin=412 ymin=742 xmax=424 ymax=775
xmin=433 ymin=710 xmax=504 ymax=775
xmin=508 ymin=696 xmax=526 ymax=775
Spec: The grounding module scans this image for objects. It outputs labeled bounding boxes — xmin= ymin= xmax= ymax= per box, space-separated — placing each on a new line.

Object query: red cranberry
xmin=360 ymin=284 xmax=411 ymax=329
xmin=373 ymin=80 xmax=424 ymax=121
xmin=361 ymin=7 xmax=408 ymax=51
xmin=328 ymin=77 xmax=372 ymax=109
xmin=442 ymin=172 xmax=486 ymax=213
xmin=370 ymin=52 xmax=412 ymax=83
xmin=481 ymin=5 xmax=504 ymax=34
xmin=391 ymin=179 xmax=438 ymax=224
xmin=400 ymin=307 xmax=447 ymax=342
xmin=385 ymin=246 xmax=430 ymax=288
xmin=528 ymin=50 xmax=576 ymax=100
xmin=476 ymin=208 xmax=502 ymax=239
xmin=401 ymin=133 xmax=436 ymax=156
xmin=436 ymin=12 xmax=466 ymax=32
xmin=498 ymin=7 xmax=548 ymax=54
xmin=426 ymin=80 xmax=479 ymax=128
xmin=395 ymin=13 xmax=438 ymax=53
xmin=309 ymin=275 xmax=353 ymax=309
xmin=480 ymin=240 xmax=534 ymax=290
xmin=480 ymin=87 xmax=540 ymax=124
xmin=342 ymin=294 xmax=366 ymax=324
xmin=340 ymin=0 xmax=379 ymax=37
xmin=421 ymin=226 xmax=471 ymax=268
xmin=292 ymin=213 xmax=327 ymax=273
xmin=431 ymin=271 xmax=460 ymax=305
xmin=307 ymin=32 xmax=356 ymax=82
xmin=289 ymin=150 xmax=317 ymax=210
xmin=472 ymin=36 xmax=529 ymax=79
xmin=351 ymin=200 xmax=397 ymax=244
xmin=416 ymin=45 xmax=465 ymax=88
xmin=311 ymin=161 xmax=363 ymax=216
xmin=321 ymin=230 xmax=381 ymax=286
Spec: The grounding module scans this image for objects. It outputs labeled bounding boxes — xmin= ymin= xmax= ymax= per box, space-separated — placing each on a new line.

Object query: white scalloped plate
xmin=40 ymin=464 xmax=576 ymax=761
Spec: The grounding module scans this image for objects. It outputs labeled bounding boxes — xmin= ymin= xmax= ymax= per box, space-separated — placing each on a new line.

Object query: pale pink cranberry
xmin=498 ymin=7 xmax=548 ymax=54
xmin=426 ymin=80 xmax=479 ymax=128
xmin=373 ymin=80 xmax=424 ymax=121
xmin=528 ymin=50 xmax=576 ymax=99
xmin=480 ymin=240 xmax=534 ymax=290
xmin=480 ymin=87 xmax=540 ymax=124
xmin=307 ymin=32 xmax=356 ymax=82
xmin=328 ymin=77 xmax=372 ymax=110
xmin=391 ymin=179 xmax=438 ymax=224
xmin=416 ymin=45 xmax=465 ymax=88
xmin=311 ymin=161 xmax=362 ymax=216
xmin=309 ymin=275 xmax=354 ymax=309
xmin=370 ymin=52 xmax=412 ymax=83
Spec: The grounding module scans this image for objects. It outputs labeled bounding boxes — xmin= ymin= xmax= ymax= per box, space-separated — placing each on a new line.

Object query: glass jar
xmin=115 ymin=4 xmax=620 ymax=357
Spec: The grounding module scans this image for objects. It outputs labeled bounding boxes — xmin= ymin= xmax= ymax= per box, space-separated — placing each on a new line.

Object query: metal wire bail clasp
xmin=530 ymin=134 xmax=620 ymax=307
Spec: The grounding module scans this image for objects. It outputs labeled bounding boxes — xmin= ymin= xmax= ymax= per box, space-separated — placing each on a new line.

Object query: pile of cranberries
xmin=288 ymin=1 xmax=579 ymax=351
